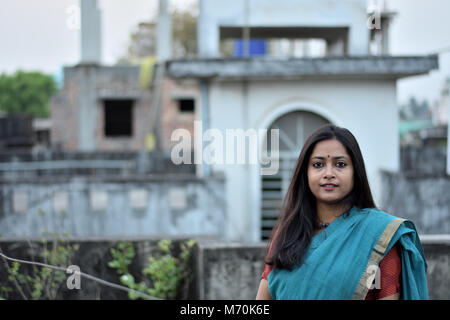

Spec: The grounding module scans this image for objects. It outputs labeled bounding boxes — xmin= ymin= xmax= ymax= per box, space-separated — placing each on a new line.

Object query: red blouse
xmin=364 ymin=244 xmax=402 ymax=299
xmin=261 ymin=243 xmax=402 ymax=300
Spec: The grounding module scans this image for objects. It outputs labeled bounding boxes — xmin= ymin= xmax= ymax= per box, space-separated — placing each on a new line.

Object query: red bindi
xmin=327 ymin=155 xmax=330 ymax=158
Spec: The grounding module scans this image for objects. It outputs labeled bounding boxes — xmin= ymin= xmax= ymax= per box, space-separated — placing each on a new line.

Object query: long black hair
xmin=265 ymin=124 xmax=376 ymax=270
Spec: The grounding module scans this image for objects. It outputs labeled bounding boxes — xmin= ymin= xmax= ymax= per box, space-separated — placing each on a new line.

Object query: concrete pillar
xmin=380 ymin=18 xmax=390 ymax=55
xmin=157 ymin=0 xmax=172 ymax=61
xmin=197 ymin=0 xmax=221 ymax=58
xmin=77 ymin=65 xmax=97 ymax=151
xmin=80 ymin=0 xmax=102 ymax=64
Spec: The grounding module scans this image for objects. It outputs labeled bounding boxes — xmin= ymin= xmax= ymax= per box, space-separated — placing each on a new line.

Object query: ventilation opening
xmin=104 ymin=99 xmax=133 ymax=137
xmin=261 ymin=173 xmax=283 ymax=240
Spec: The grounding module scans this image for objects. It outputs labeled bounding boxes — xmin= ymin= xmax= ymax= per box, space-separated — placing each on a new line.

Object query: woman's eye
xmin=312 ymin=162 xmax=323 ymax=168
xmin=336 ymin=161 xmax=346 ymax=168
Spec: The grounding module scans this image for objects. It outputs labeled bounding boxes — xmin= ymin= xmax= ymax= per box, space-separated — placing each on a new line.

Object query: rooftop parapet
xmin=166 ymin=55 xmax=439 ymax=80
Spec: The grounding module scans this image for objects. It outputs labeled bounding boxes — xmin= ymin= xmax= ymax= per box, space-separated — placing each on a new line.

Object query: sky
xmin=0 ymin=0 xmax=449 ymax=106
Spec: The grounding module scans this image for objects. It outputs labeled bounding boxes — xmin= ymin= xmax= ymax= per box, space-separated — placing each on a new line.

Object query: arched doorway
xmin=261 ymin=111 xmax=330 ymax=239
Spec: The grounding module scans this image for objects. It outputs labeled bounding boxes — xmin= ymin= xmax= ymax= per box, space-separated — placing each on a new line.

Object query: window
xmin=104 ymin=100 xmax=133 ymax=137
xmin=178 ymin=99 xmax=195 ymax=113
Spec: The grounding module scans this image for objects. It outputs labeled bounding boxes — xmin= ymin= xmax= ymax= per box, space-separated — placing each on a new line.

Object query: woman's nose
xmin=323 ymin=165 xmax=335 ymax=179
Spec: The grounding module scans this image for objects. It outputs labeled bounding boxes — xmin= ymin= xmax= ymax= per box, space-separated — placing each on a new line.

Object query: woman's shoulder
xmin=352 ymin=206 xmax=406 ymax=233
xmin=357 ymin=207 xmax=401 ymax=223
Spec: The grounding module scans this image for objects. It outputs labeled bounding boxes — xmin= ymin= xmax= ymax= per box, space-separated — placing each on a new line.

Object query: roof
xmin=166 ymin=55 xmax=439 ymax=80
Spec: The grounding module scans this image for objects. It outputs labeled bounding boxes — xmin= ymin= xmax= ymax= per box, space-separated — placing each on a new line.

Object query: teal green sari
xmin=268 ymin=206 xmax=428 ymax=300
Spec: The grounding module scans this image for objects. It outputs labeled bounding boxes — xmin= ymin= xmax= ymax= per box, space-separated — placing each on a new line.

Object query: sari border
xmin=351 ymin=217 xmax=406 ymax=300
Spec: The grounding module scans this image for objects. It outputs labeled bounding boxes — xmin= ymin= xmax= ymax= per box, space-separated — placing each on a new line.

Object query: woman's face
xmin=307 ymin=138 xmax=354 ymax=206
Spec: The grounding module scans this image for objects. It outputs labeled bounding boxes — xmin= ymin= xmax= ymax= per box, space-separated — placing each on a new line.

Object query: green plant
xmin=1 ymin=232 xmax=79 ymax=300
xmin=0 ymin=210 xmax=79 ymax=300
xmin=107 ymin=242 xmax=135 ymax=275
xmin=108 ymin=239 xmax=196 ymax=300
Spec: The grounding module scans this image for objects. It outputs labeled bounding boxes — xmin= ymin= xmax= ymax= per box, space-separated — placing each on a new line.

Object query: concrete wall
xmin=0 ymin=236 xmax=204 ymax=300
xmin=0 ymin=175 xmax=225 ymax=239
xmin=160 ymin=76 xmax=200 ymax=153
xmin=195 ymin=236 xmax=450 ymax=300
xmin=198 ymin=0 xmax=369 ymax=57
xmin=206 ymin=78 xmax=398 ymax=242
xmin=0 ymin=150 xmax=195 ymax=178
xmin=380 ymin=145 xmax=449 ymax=234
xmin=1 ymin=236 xmax=447 ymax=300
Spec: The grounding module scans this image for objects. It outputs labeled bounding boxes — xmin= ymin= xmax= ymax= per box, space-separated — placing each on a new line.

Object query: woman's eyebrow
xmin=311 ymin=156 xmax=347 ymax=160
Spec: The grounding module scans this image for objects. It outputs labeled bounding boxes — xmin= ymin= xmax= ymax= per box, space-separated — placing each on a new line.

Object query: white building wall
xmin=198 ymin=0 xmax=369 ymax=57
xmin=448 ymin=100 xmax=450 ymax=175
xmin=207 ymin=79 xmax=398 ymax=242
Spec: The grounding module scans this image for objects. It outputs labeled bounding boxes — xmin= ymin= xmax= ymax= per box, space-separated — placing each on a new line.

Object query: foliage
xmin=399 ymin=96 xmax=431 ymax=121
xmin=0 ymin=70 xmax=57 ymax=118
xmin=108 ymin=239 xmax=196 ymax=300
xmin=108 ymin=242 xmax=135 ymax=275
xmin=171 ymin=9 xmax=197 ymax=58
xmin=1 ymin=231 xmax=79 ymax=300
xmin=0 ymin=209 xmax=79 ymax=300
xmin=117 ymin=5 xmax=197 ymax=64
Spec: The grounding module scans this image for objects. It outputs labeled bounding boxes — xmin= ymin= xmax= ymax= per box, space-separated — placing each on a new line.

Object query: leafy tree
xmin=399 ymin=96 xmax=432 ymax=121
xmin=171 ymin=8 xmax=197 ymax=58
xmin=0 ymin=70 xmax=57 ymax=118
xmin=117 ymin=5 xmax=198 ymax=64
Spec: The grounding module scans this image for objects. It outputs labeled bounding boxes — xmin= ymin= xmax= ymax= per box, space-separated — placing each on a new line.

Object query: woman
xmin=256 ymin=124 xmax=428 ymax=300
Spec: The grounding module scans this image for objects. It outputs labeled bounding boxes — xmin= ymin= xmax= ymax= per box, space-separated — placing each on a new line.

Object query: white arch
xmin=250 ymin=101 xmax=344 ymax=242
xmin=258 ymin=101 xmax=344 ymax=133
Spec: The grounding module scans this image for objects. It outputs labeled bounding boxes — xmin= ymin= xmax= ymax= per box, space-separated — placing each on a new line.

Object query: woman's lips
xmin=321 ymin=184 xmax=337 ymax=191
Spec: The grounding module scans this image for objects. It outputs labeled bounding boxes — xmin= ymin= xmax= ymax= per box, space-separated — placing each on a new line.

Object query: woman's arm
xmin=378 ymin=292 xmax=400 ymax=300
xmin=256 ymin=279 xmax=272 ymax=300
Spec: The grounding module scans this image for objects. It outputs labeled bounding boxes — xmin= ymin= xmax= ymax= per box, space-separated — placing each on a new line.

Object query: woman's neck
xmin=316 ymin=202 xmax=351 ymax=224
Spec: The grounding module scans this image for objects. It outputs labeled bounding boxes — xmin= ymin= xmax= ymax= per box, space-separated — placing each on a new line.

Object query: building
xmin=50 ymin=0 xmax=198 ymax=153
xmin=166 ymin=0 xmax=438 ymax=242
xmin=0 ymin=0 xmax=218 ymax=240
xmin=29 ymin=0 xmax=442 ymax=242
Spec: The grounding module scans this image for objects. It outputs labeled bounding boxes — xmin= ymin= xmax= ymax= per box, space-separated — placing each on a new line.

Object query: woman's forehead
xmin=310 ymin=139 xmax=349 ymax=157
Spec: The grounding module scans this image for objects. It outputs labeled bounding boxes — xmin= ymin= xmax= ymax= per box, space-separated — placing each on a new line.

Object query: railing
xmin=0 ymin=150 xmax=195 ymax=178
